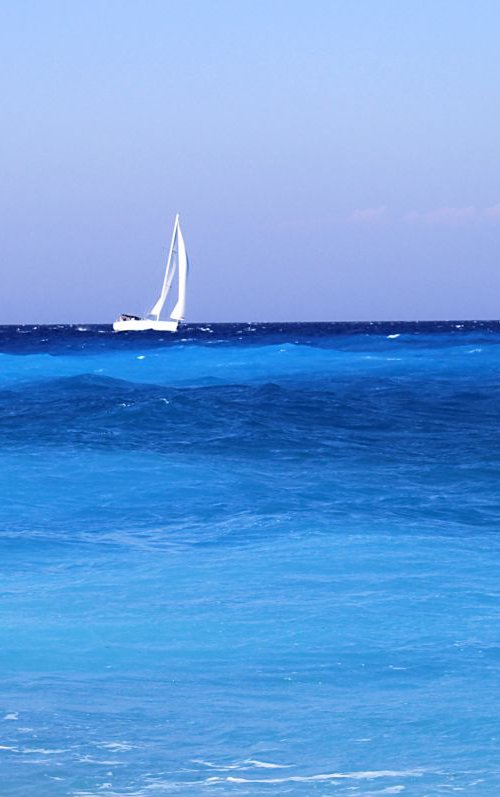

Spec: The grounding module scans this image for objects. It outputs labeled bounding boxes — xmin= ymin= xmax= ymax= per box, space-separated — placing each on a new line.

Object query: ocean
xmin=1 ymin=321 xmax=500 ymax=796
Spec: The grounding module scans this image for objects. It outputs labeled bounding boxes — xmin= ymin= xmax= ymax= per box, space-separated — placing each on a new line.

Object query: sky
xmin=1 ymin=0 xmax=500 ymax=323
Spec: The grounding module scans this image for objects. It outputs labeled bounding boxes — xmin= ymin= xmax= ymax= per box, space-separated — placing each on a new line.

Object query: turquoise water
xmin=1 ymin=322 xmax=500 ymax=796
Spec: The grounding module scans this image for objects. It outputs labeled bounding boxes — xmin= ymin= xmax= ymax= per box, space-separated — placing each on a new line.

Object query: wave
xmin=222 ymin=768 xmax=423 ymax=783
xmin=1 ymin=333 xmax=500 ymax=396
xmin=1 ymin=365 xmax=497 ymax=462
xmin=70 ymin=767 xmax=424 ymax=797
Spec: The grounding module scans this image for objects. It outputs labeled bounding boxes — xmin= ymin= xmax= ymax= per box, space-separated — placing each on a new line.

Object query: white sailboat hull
xmin=113 ymin=319 xmax=179 ymax=333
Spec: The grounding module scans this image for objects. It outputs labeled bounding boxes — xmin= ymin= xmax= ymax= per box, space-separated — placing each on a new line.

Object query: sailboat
xmin=113 ymin=214 xmax=189 ymax=332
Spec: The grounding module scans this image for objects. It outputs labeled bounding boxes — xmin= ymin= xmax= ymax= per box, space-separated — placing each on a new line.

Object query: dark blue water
xmin=1 ymin=322 xmax=500 ymax=796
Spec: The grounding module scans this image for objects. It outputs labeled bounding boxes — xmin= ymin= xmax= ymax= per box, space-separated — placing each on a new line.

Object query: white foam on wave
xmin=194 ymin=758 xmax=290 ymax=772
xmin=96 ymin=741 xmax=136 ymax=752
xmin=222 ymin=768 xmax=423 ymax=784
xmin=70 ymin=771 xmax=416 ymax=797
xmin=3 ymin=712 xmax=18 ymax=720
xmin=244 ymin=759 xmax=291 ymax=769
xmin=193 ymin=759 xmax=240 ymax=770
xmin=387 ymin=333 xmax=400 ymax=339
xmin=77 ymin=754 xmax=123 ymax=765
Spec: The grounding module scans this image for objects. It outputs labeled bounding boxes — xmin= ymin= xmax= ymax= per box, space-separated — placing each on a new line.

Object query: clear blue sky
xmin=2 ymin=0 xmax=500 ymax=322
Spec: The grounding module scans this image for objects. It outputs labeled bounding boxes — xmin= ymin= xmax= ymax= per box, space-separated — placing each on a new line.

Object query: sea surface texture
xmin=1 ymin=322 xmax=500 ymax=797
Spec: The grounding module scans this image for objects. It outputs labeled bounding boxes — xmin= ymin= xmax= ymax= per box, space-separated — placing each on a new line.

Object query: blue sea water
xmin=1 ymin=321 xmax=500 ymax=796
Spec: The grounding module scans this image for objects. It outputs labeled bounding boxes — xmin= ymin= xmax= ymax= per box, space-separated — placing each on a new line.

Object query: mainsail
xmin=148 ymin=214 xmax=188 ymax=321
xmin=169 ymin=223 xmax=188 ymax=321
